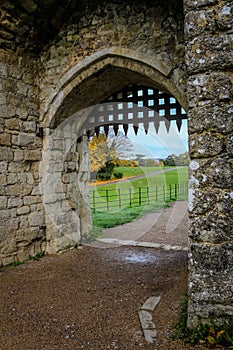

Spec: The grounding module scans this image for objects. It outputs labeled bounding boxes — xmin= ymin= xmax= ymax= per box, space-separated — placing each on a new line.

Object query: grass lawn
xmin=113 ymin=166 xmax=171 ymax=177
xmin=89 ymin=166 xmax=188 ymax=231
xmin=91 ymin=201 xmax=171 ymax=231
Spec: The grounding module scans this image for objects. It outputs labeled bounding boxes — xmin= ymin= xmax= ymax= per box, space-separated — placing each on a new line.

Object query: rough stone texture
xmin=0 ymin=50 xmax=46 ymax=266
xmin=185 ymin=0 xmax=233 ymax=327
xmin=141 ymin=296 xmax=161 ymax=311
xmin=39 ymin=0 xmax=187 ymax=128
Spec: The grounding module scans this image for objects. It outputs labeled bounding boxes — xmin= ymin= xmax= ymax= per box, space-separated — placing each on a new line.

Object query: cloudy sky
xmin=119 ymin=119 xmax=189 ymax=159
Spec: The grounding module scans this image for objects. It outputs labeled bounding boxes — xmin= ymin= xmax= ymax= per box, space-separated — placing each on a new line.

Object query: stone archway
xmin=40 ymin=48 xmax=187 ymax=129
xmin=1 ymin=0 xmax=231 ymax=329
xmin=39 ymin=51 xmax=188 ymax=254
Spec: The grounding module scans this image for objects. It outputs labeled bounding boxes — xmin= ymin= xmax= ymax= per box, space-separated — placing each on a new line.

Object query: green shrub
xmin=113 ymin=172 xmax=123 ymax=179
xmin=96 ymin=172 xmax=112 ymax=181
xmin=172 ymin=294 xmax=233 ymax=348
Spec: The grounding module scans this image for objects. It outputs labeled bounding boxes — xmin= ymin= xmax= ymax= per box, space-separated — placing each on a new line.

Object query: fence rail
xmin=89 ymin=182 xmax=188 ymax=212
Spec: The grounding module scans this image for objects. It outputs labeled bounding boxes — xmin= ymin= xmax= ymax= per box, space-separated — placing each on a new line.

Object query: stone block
xmin=189 ymin=242 xmax=233 ymax=276
xmin=5 ymin=118 xmax=20 ymax=131
xmin=0 ymin=196 xmax=7 ymax=209
xmin=24 ymin=149 xmax=41 ymax=161
xmin=189 ymin=185 xmax=232 ymax=216
xmin=16 ymin=106 xmax=28 ymax=119
xmin=189 ymin=157 xmax=232 ymax=188
xmin=1 ymin=254 xmax=17 ymax=266
xmin=0 ymin=147 xmax=13 ymax=161
xmin=188 ymin=301 xmax=233 ymax=328
xmin=31 ymin=185 xmax=41 ymax=195
xmin=5 ymin=184 xmax=22 ymax=196
xmin=1 ymin=238 xmax=17 ymax=255
xmin=185 ymin=6 xmax=232 ymax=40
xmin=186 ymin=34 xmax=233 ymax=72
xmin=187 ymin=73 xmax=232 ymax=107
xmin=0 ymin=210 xmax=11 ymax=224
xmin=7 ymin=174 xmax=18 ymax=184
xmin=184 ymin=0 xmax=217 ymax=11
xmin=217 ymin=3 xmax=233 ymax=31
xmin=0 ymin=162 xmax=7 ymax=173
xmin=19 ymin=215 xmax=29 ymax=229
xmin=189 ymin=213 xmax=233 ymax=243
xmin=17 ymin=205 xmax=30 ymax=215
xmin=0 ymin=174 xmax=6 ymax=185
xmin=17 ymin=245 xmax=32 ymax=262
xmin=188 ymin=104 xmax=233 ymax=135
xmin=20 ymin=121 xmax=37 ymax=132
xmin=23 ymin=195 xmax=41 ymax=205
xmin=8 ymin=162 xmax=29 ymax=173
xmin=0 ymin=133 xmax=11 ymax=146
xmin=8 ymin=197 xmax=23 ymax=208
xmin=16 ymin=227 xmax=40 ymax=243
xmin=0 ymin=92 xmax=7 ymax=105
xmin=28 ymin=210 xmax=44 ymax=227
xmin=141 ymin=296 xmax=161 ymax=311
xmin=143 ymin=329 xmax=157 ymax=344
xmin=138 ymin=310 xmax=155 ymax=330
xmin=189 ymin=132 xmax=226 ymax=158
xmin=16 ymin=133 xmax=35 ymax=146
xmin=14 ymin=149 xmax=24 ymax=161
xmin=185 ymin=9 xmax=217 ymax=40
xmin=226 ymin=134 xmax=233 ymax=155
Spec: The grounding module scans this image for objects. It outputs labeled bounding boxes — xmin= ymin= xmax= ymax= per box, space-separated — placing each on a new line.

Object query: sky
xmin=118 ymin=119 xmax=189 ymax=160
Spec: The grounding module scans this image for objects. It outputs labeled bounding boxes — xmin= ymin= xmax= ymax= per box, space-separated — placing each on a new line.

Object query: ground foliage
xmin=172 ymin=294 xmax=233 ymax=348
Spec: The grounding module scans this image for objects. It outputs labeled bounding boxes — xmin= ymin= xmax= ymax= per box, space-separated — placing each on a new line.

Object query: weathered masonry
xmin=0 ymin=0 xmax=232 ymax=327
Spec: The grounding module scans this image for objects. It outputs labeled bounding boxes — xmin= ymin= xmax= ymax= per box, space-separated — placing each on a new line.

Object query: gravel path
xmin=0 ymin=201 xmax=217 ymax=349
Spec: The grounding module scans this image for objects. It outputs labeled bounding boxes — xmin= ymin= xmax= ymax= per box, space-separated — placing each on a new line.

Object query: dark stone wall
xmin=184 ymin=0 xmax=233 ymax=326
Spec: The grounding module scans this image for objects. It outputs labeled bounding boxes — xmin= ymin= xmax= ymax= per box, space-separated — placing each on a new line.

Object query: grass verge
xmin=92 ymin=201 xmax=170 ymax=229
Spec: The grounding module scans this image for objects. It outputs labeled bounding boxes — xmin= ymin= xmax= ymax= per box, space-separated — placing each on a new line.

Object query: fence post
xmin=92 ymin=190 xmax=95 ymax=213
xmin=163 ymin=185 xmax=166 ymax=202
xmin=129 ymin=188 xmax=132 ymax=207
xmin=175 ymin=183 xmax=177 ymax=198
xmin=169 ymin=184 xmax=172 ymax=200
xmin=139 ymin=187 xmax=142 ymax=206
xmin=106 ymin=189 xmax=109 ymax=211
xmin=147 ymin=186 xmax=149 ymax=205
xmin=118 ymin=188 xmax=121 ymax=209
xmin=156 ymin=186 xmax=158 ymax=203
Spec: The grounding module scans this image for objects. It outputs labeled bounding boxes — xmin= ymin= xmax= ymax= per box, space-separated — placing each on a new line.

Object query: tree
xmin=88 ymin=128 xmax=134 ymax=173
xmin=163 ymin=152 xmax=190 ymax=166
xmin=145 ymin=158 xmax=160 ymax=167
xmin=135 ymin=154 xmax=146 ymax=166
xmin=107 ymin=129 xmax=134 ymax=160
xmin=88 ymin=133 xmax=111 ymax=173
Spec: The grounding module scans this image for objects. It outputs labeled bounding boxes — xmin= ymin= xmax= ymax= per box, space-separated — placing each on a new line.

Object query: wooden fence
xmin=89 ymin=182 xmax=188 ymax=212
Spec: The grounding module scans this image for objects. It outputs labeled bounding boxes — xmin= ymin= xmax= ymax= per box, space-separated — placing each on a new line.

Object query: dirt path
xmin=0 ymin=201 xmax=215 ymax=350
xmin=95 ymin=201 xmax=188 ymax=249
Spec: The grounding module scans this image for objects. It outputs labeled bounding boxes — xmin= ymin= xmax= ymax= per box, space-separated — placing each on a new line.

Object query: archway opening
xmin=40 ymin=55 xmax=188 ymax=254
xmin=86 ymin=83 xmax=189 ymax=250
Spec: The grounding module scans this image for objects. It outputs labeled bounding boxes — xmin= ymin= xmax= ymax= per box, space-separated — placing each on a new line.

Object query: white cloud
xmin=120 ymin=119 xmax=188 ymax=159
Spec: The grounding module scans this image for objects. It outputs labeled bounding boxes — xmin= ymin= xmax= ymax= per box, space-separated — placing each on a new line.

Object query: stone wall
xmin=0 ymin=50 xmax=46 ymax=265
xmin=184 ymin=0 xmax=233 ymax=326
xmin=39 ymin=0 xmax=186 ymax=128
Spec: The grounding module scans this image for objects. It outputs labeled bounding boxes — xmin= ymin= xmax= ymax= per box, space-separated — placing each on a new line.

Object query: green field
xmin=89 ymin=166 xmax=188 ymax=231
